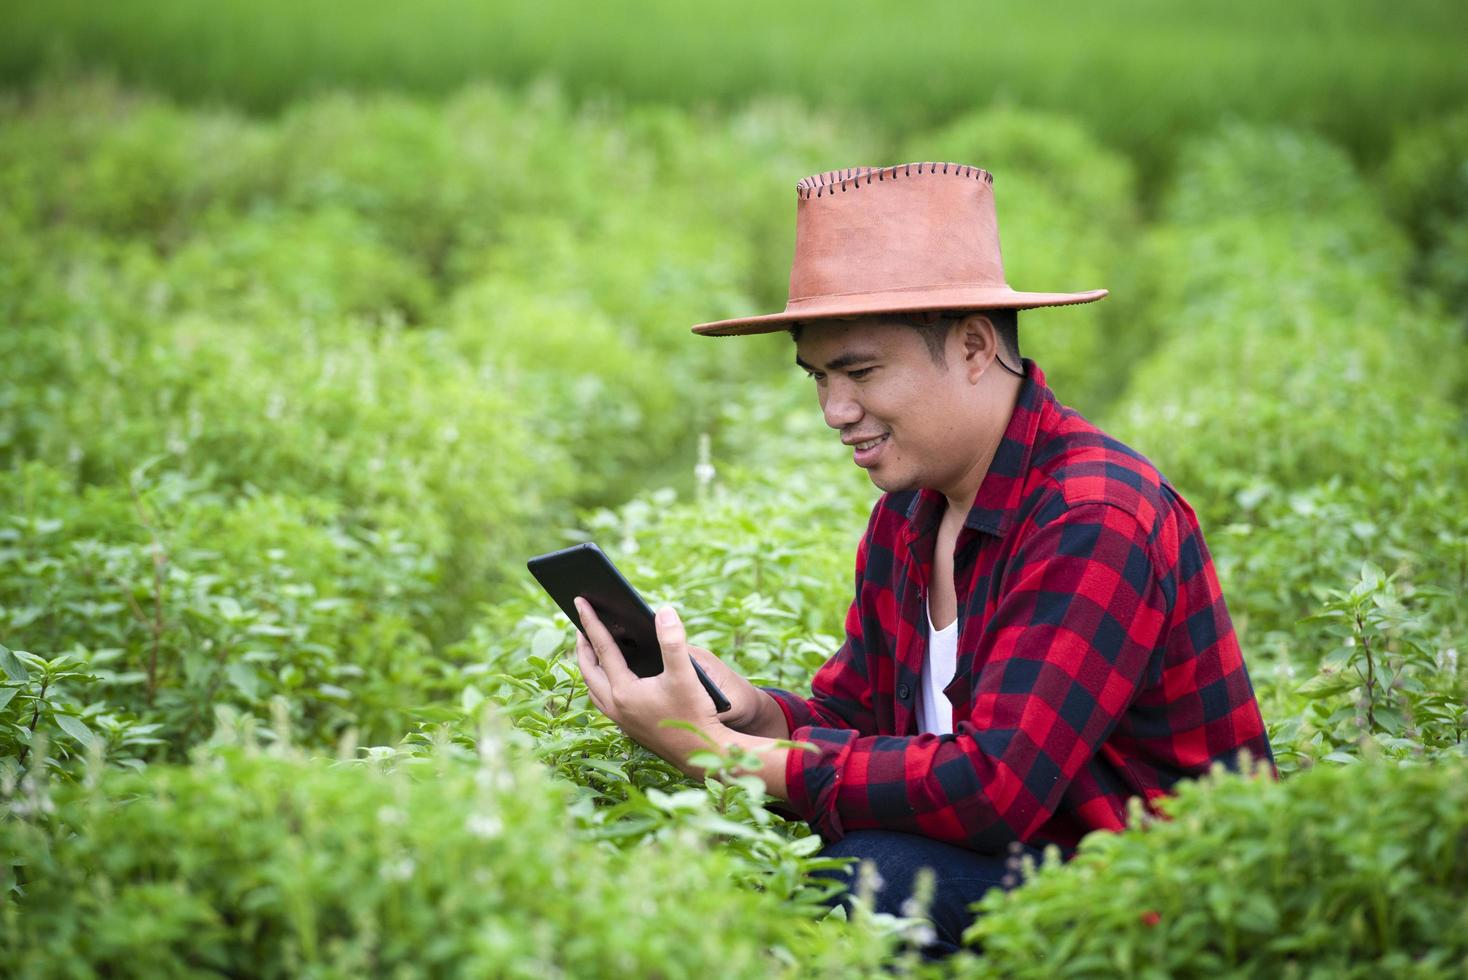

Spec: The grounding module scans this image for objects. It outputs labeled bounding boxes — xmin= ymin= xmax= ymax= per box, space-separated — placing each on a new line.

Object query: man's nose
xmin=820 ymin=382 xmax=862 ymax=430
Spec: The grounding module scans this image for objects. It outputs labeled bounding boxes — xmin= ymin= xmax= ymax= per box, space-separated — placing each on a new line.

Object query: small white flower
xmin=381 ymin=857 xmax=415 ymax=881
xmin=856 ymin=860 xmax=886 ymax=897
xmin=906 ymin=922 xmax=938 ymax=949
xmin=467 ymin=812 xmax=503 ymax=839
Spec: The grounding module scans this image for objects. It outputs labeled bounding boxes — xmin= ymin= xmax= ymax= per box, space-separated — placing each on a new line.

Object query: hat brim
xmin=691 ymin=285 xmax=1108 ymax=336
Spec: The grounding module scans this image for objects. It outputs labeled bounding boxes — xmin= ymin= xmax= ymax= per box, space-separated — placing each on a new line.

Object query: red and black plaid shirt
xmin=762 ymin=360 xmax=1273 ymax=853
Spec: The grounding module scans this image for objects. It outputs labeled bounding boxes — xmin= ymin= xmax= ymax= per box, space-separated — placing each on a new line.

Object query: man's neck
xmin=938 ymin=372 xmax=1024 ymax=522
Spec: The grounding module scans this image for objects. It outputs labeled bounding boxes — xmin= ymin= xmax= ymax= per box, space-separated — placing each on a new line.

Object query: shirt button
xmin=897 ymin=684 xmax=911 ymax=701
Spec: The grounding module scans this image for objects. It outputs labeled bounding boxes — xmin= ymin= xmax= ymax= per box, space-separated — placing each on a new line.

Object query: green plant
xmin=0 ymin=461 xmax=444 ymax=768
xmin=1383 ymin=108 xmax=1468 ymax=309
xmin=6 ymin=0 xmax=1468 ymax=181
xmin=1285 ymin=562 xmax=1466 ymax=767
xmin=1101 ymin=124 xmax=1468 ymax=771
xmin=0 ymin=730 xmax=907 ymax=978
xmin=951 ymin=757 xmax=1468 ymax=978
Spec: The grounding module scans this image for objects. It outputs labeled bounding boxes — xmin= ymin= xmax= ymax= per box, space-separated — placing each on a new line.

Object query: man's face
xmin=794 ymin=318 xmax=978 ymax=494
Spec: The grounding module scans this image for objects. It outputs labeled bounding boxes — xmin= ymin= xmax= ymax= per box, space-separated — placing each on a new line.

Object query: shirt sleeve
xmin=780 ymin=500 xmax=1174 ymax=850
xmin=758 ymin=506 xmax=883 ymax=739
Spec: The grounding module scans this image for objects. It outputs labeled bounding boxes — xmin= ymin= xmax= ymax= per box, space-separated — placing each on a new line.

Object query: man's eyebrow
xmin=794 ymin=350 xmax=881 ymax=373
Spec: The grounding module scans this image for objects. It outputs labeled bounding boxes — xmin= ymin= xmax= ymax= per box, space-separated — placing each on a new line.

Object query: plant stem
xmin=127 ymin=478 xmax=169 ymax=704
xmin=1356 ymin=610 xmax=1377 ymax=732
xmin=16 ymin=676 xmax=50 ymax=768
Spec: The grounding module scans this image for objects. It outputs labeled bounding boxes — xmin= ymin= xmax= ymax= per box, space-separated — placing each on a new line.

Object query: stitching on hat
xmin=796 ymin=161 xmax=991 ymax=200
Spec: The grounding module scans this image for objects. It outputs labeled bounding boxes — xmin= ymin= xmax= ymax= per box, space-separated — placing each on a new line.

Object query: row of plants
xmin=1104 ymin=124 xmax=1468 ymax=771
xmin=0 ymin=79 xmax=877 ymax=653
xmin=1381 ymin=107 xmax=1468 ymax=316
xmin=5 ymin=1 xmax=1467 ymax=180
xmin=958 ymin=754 xmax=1468 ymax=978
xmin=0 ymin=731 xmax=907 ymax=978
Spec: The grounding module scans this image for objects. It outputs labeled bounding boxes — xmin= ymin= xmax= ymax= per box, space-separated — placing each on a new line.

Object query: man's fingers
xmin=575 ymin=597 xmax=637 ymax=686
xmin=686 ymin=645 xmax=721 ymax=675
xmin=574 ymin=629 xmax=612 ymax=710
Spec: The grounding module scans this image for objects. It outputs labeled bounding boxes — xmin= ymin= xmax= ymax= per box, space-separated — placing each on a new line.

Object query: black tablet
xmin=527 ymin=542 xmax=731 ymax=713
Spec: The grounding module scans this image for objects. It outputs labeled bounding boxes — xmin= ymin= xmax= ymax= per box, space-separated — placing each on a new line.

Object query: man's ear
xmin=956 ymin=313 xmax=999 ymax=383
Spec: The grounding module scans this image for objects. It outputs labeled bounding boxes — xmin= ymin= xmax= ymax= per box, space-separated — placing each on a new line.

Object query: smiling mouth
xmin=847 ymin=433 xmax=890 ymax=465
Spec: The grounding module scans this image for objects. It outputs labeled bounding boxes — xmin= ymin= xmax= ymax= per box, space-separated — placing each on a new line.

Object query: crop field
xmin=2 ymin=3 xmax=1467 ymax=976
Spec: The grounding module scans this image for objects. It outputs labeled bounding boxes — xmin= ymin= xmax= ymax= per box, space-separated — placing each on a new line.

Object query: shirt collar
xmin=904 ymin=358 xmax=1051 ymax=541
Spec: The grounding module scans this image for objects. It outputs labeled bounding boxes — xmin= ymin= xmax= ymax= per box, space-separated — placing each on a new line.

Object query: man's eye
xmin=848 ymin=367 xmax=875 ymax=380
xmin=805 ymin=370 xmax=824 ymax=382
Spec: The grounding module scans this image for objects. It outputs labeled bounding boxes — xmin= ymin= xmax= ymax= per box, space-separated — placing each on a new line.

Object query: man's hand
xmin=684 ymin=643 xmax=785 ymax=737
xmin=574 ymin=598 xmax=724 ymax=776
xmin=574 ymin=597 xmax=792 ymax=798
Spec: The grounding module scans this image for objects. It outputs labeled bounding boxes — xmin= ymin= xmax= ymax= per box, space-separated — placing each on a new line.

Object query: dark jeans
xmin=812 ymin=830 xmax=1045 ymax=960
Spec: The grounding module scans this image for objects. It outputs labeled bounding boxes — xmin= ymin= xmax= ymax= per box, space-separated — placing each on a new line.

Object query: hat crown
xmin=788 ymin=163 xmax=1007 ymax=305
xmin=690 ymin=160 xmax=1106 ymax=336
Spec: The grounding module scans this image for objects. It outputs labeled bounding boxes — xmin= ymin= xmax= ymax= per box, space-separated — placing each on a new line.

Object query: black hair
xmin=788 ymin=309 xmax=1023 ymax=376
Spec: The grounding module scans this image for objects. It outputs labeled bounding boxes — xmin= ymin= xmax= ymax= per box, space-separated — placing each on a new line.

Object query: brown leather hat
xmin=692 ymin=162 xmax=1107 ymax=336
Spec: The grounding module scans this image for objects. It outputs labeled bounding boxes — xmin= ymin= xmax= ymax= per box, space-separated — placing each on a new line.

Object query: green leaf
xmin=460 ymin=684 xmax=485 ymax=714
xmin=531 ymin=627 xmax=563 ymax=661
xmin=1372 ymin=705 xmax=1405 ymax=736
xmin=0 ymin=645 xmax=29 ymax=684
xmin=226 ymin=661 xmax=260 ymax=699
xmin=690 ymin=814 xmax=763 ymax=839
xmin=1296 ymin=671 xmax=1357 ymax=699
xmin=55 ymin=713 xmax=96 ymax=744
xmin=572 ymin=757 xmax=628 ymax=780
xmin=687 ymin=750 xmax=726 ymax=770
xmin=0 ymin=687 xmax=19 ymax=712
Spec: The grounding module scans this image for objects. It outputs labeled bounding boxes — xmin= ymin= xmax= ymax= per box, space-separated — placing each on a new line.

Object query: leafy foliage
xmin=0 ymin=461 xmax=440 ymax=766
xmin=1101 ymin=124 xmax=1468 ymax=771
xmin=955 ymin=757 xmax=1468 ymax=978
xmin=1384 ymin=108 xmax=1468 ymax=313
xmin=5 ymin=1 xmax=1468 ymax=178
xmin=0 ymin=734 xmax=904 ymax=978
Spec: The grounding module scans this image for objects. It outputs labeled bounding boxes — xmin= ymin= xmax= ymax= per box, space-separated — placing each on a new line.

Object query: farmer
xmin=572 ymin=162 xmax=1273 ymax=957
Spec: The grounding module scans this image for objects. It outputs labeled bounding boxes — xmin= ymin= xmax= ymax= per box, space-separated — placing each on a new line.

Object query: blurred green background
xmin=2 ymin=3 xmax=1467 ymax=975
xmin=6 ymin=0 xmax=1468 ymax=181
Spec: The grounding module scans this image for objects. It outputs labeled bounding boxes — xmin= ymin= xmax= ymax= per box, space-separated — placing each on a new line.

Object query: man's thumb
xmin=655 ymin=606 xmax=690 ymax=671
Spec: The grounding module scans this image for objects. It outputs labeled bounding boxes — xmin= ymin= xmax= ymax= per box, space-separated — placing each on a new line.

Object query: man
xmin=573 ymin=162 xmax=1273 ymax=956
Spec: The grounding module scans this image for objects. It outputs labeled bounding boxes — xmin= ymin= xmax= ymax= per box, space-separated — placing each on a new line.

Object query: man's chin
xmin=865 ymin=468 xmax=918 ymax=494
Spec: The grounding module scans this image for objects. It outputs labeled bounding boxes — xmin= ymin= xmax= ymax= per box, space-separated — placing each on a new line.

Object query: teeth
xmin=855 ymin=435 xmax=886 ymax=451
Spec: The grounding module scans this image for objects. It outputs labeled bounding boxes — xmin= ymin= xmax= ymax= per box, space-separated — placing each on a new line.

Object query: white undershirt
xmin=918 ymin=597 xmax=959 ymax=735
